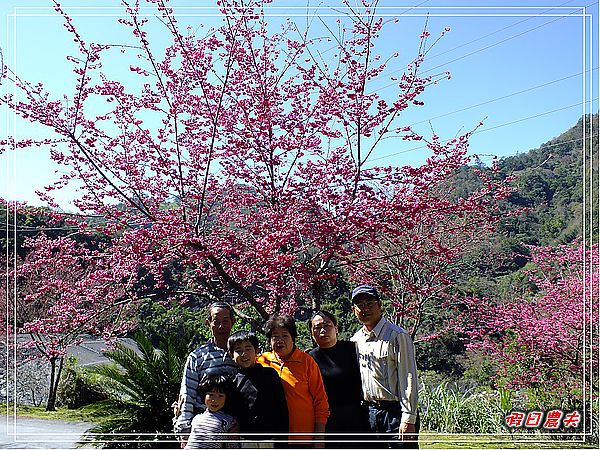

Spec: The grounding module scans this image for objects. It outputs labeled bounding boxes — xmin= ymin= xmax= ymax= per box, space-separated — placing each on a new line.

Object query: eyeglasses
xmin=353 ymin=299 xmax=378 ymax=310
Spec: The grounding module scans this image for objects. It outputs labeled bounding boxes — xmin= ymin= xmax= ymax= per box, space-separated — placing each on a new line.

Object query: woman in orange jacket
xmin=258 ymin=314 xmax=329 ymax=448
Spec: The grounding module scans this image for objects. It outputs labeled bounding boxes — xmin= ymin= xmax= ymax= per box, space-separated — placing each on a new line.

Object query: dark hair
xmin=309 ymin=310 xmax=338 ymax=328
xmin=227 ymin=330 xmax=259 ymax=354
xmin=206 ymin=301 xmax=235 ymax=322
xmin=198 ymin=374 xmax=234 ymax=401
xmin=264 ymin=314 xmax=297 ymax=341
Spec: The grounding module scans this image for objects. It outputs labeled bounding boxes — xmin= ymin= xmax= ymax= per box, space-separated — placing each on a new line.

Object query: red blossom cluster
xmin=463 ymin=243 xmax=598 ymax=400
xmin=17 ymin=234 xmax=133 ymax=342
xmin=2 ymin=0 xmax=514 ymax=328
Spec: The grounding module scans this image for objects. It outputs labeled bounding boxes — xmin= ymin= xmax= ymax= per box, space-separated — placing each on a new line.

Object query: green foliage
xmin=295 ymin=320 xmax=313 ymax=351
xmin=135 ymin=298 xmax=209 ymax=353
xmin=417 ymin=335 xmax=465 ymax=376
xmin=318 ymin=296 xmax=357 ymax=341
xmin=415 ymin=310 xmax=466 ymax=376
xmin=458 ymin=352 xmax=496 ymax=387
xmin=498 ymin=388 xmax=512 ymax=414
xmin=84 ymin=332 xmax=188 ymax=448
xmin=56 ymin=356 xmax=108 ymax=409
xmin=420 ymin=381 xmax=505 ymax=433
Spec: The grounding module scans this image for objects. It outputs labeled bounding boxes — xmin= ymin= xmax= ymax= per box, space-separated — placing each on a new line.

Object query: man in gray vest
xmin=350 ymin=285 xmax=419 ymax=449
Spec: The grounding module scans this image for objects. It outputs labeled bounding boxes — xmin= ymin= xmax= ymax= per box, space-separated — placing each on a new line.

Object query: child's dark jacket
xmin=233 ymin=364 xmax=289 ymax=439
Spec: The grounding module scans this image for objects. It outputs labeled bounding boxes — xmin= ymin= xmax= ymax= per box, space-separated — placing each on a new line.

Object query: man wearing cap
xmin=350 ymin=285 xmax=419 ymax=449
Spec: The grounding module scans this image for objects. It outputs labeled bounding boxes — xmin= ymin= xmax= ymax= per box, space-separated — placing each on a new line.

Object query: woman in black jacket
xmin=307 ymin=310 xmax=370 ymax=448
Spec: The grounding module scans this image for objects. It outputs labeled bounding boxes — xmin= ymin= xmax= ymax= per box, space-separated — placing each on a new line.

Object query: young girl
xmin=185 ymin=374 xmax=239 ymax=449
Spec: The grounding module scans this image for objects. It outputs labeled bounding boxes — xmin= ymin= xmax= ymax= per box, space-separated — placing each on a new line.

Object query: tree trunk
xmin=45 ymin=356 xmax=64 ymax=411
xmin=46 ymin=358 xmax=57 ymax=411
xmin=311 ymin=282 xmax=322 ymax=312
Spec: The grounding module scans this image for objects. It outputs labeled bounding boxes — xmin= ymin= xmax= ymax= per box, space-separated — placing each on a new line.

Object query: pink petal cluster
xmin=2 ymin=1 xmax=514 ymax=332
xmin=463 ymin=243 xmax=598 ymax=400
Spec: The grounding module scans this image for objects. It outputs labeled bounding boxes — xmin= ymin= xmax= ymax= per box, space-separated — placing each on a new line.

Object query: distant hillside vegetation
xmin=449 ymin=114 xmax=598 ymax=303
xmin=499 ymin=113 xmax=598 ymax=246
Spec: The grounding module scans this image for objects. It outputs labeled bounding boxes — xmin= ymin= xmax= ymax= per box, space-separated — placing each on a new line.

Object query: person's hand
xmin=179 ymin=439 xmax=187 ymax=449
xmin=399 ymin=422 xmax=416 ymax=440
xmin=229 ymin=418 xmax=240 ymax=440
xmin=313 ymin=421 xmax=326 ymax=448
xmin=172 ymin=395 xmax=184 ymax=417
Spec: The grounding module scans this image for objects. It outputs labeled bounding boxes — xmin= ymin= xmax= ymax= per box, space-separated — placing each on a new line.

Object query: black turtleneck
xmin=308 ymin=340 xmax=369 ymax=433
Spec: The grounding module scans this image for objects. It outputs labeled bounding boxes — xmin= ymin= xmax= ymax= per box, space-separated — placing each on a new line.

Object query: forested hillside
xmin=454 ymin=114 xmax=597 ymax=286
xmin=499 ymin=113 xmax=597 ymax=246
xmin=415 ymin=114 xmax=598 ymax=374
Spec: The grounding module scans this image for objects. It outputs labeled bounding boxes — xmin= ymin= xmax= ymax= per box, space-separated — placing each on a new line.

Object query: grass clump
xmin=1 ymin=401 xmax=108 ymax=422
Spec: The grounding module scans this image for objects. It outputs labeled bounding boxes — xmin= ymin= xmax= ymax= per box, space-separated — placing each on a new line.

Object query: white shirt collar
xmin=359 ymin=315 xmax=387 ymax=338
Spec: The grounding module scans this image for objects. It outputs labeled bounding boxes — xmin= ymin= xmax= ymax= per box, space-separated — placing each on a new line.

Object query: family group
xmin=172 ymin=285 xmax=419 ymax=449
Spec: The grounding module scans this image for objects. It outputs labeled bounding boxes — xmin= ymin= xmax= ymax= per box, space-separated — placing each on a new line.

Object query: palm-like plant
xmin=82 ymin=332 xmax=188 ymax=448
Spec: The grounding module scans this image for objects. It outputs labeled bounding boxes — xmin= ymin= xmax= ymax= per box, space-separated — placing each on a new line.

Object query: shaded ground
xmin=0 ymin=416 xmax=92 ymax=449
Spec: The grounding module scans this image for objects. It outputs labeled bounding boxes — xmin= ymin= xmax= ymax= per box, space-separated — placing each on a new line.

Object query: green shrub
xmin=420 ymin=381 xmax=505 ymax=433
xmin=56 ymin=356 xmax=108 ymax=409
xmin=83 ymin=332 xmax=188 ymax=448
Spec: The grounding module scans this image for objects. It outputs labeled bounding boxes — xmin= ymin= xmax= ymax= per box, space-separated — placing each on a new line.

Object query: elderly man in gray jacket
xmin=173 ymin=302 xmax=239 ymax=448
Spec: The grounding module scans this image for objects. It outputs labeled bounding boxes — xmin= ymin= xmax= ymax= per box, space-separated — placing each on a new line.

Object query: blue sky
xmin=1 ymin=0 xmax=598 ymax=211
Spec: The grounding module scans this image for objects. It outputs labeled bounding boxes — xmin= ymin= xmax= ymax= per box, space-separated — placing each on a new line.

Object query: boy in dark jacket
xmin=228 ymin=331 xmax=289 ymax=448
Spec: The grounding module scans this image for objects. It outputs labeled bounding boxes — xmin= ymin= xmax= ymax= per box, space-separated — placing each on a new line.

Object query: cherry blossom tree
xmin=463 ymin=243 xmax=599 ymax=405
xmin=15 ymin=233 xmax=131 ymax=410
xmin=343 ymin=158 xmax=514 ymax=340
xmin=1 ymin=0 xmax=514 ymax=333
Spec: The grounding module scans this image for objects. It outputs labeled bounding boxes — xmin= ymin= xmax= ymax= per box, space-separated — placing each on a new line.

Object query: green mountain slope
xmin=499 ymin=113 xmax=598 ymax=245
